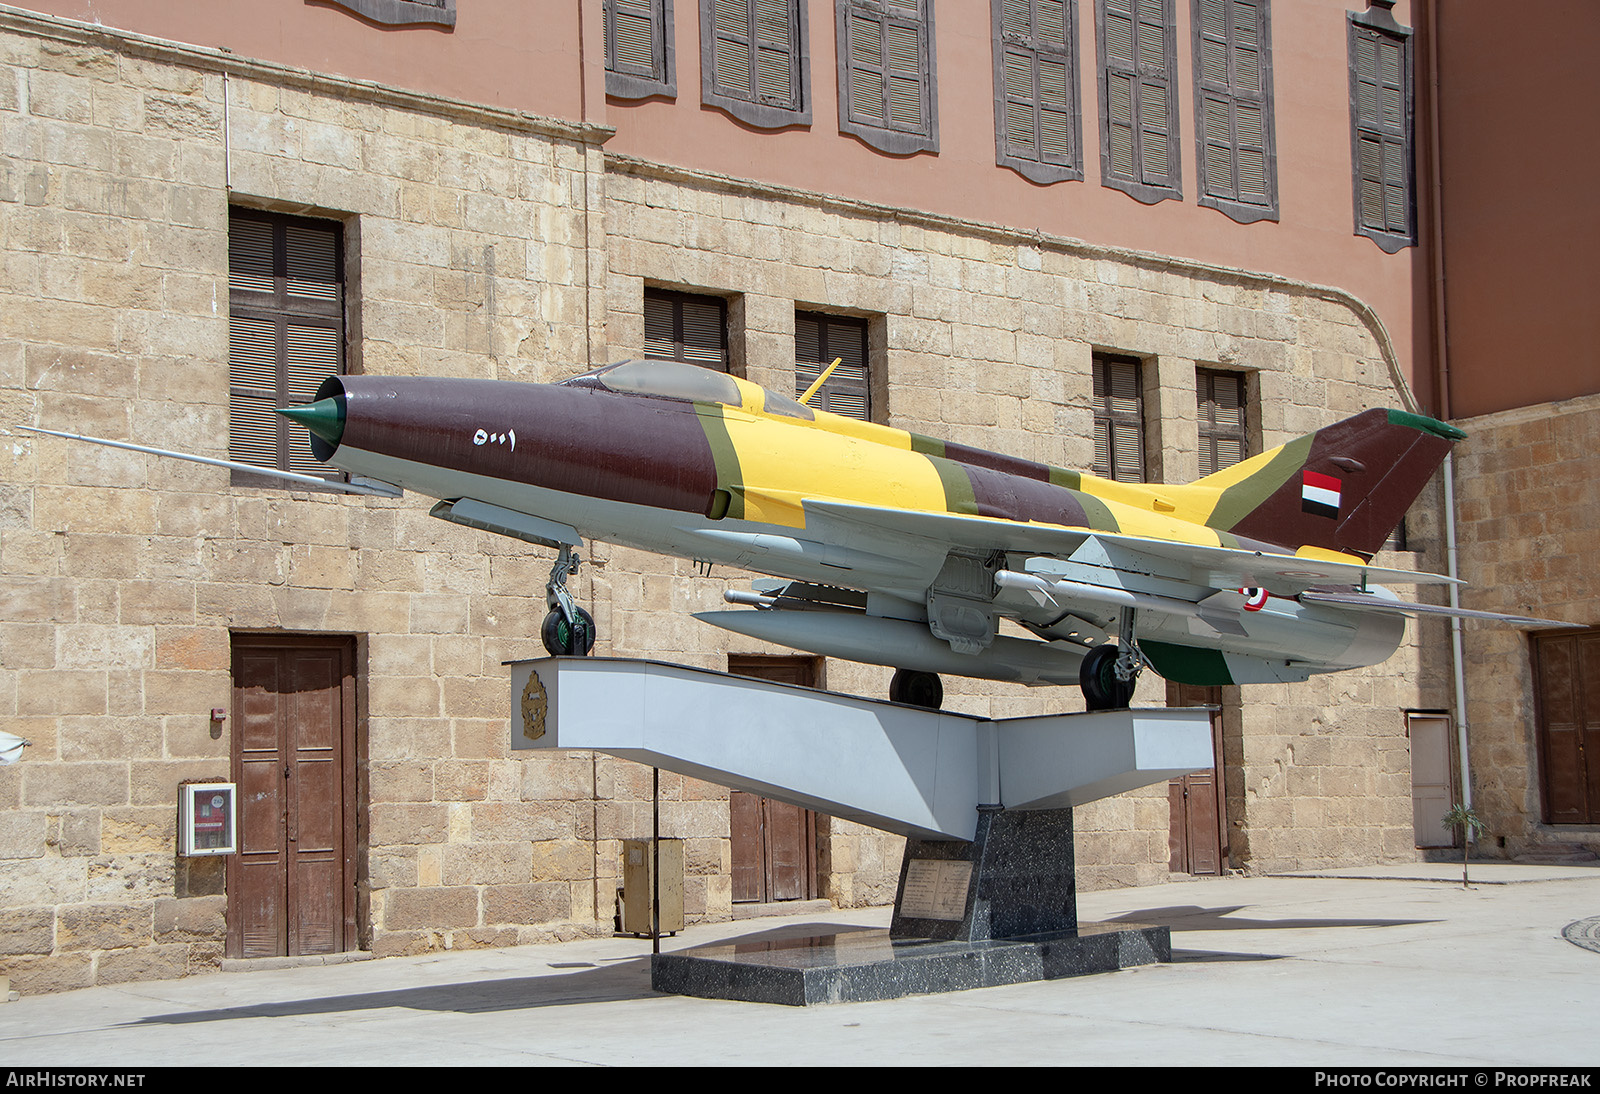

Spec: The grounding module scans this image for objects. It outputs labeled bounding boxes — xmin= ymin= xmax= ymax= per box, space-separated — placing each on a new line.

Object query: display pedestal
xmin=652 ymin=808 xmax=1169 ymax=1006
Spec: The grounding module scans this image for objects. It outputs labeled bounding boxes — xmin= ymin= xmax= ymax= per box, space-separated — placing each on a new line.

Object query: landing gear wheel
xmin=541 ymin=606 xmax=596 ymax=656
xmin=1080 ymin=643 xmax=1136 ymax=711
xmin=889 ymin=669 xmax=943 ymax=710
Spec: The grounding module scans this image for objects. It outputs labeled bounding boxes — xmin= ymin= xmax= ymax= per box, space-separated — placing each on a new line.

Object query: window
xmin=644 ymin=289 xmax=729 ymax=369
xmin=1348 ymin=5 xmax=1413 ymax=252
xmin=1097 ymin=0 xmax=1180 ymax=203
xmin=993 ymin=0 xmax=1082 ymax=183
xmin=796 ymin=312 xmax=870 ymax=420
xmin=1193 ymin=0 xmax=1276 ymax=223
xmin=1196 ymin=368 xmax=1247 ymax=476
xmin=228 ymin=209 xmax=345 ymax=480
xmin=702 ymin=0 xmax=811 ymax=127
xmin=1092 ymin=353 xmax=1145 ymax=482
xmin=837 ymin=0 xmax=938 ymax=155
xmin=318 ymin=0 xmax=455 ymax=26
xmin=606 ymin=0 xmax=677 ymax=99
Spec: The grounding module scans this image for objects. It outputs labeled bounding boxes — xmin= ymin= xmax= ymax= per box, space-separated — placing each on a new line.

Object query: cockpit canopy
xmin=560 ymin=359 xmax=815 ymax=420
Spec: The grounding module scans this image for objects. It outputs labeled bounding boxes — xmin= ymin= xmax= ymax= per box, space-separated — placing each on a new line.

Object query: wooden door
xmin=229 ymin=636 xmax=356 ymax=958
xmin=1533 ymin=630 xmax=1600 ymax=825
xmin=727 ymin=656 xmax=819 ymax=903
xmin=1166 ymin=683 xmax=1225 ymax=875
xmin=1408 ymin=712 xmax=1455 ymax=847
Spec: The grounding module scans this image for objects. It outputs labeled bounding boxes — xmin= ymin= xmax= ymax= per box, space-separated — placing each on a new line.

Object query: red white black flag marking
xmin=1301 ymin=470 xmax=1341 ymax=518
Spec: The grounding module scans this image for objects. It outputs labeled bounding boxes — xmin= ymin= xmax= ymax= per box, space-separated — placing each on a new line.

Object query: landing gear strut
xmin=1079 ymin=608 xmax=1143 ymax=711
xmin=889 ymin=668 xmax=943 ymax=710
xmin=540 ymin=544 xmax=596 ymax=656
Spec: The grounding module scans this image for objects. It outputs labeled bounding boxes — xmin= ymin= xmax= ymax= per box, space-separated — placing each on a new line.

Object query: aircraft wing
xmin=802 ymin=498 xmax=1459 ymax=598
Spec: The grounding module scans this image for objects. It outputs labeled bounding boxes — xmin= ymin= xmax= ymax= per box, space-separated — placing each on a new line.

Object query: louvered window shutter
xmin=995 ymin=0 xmax=1079 ymax=182
xmin=1100 ymin=0 xmax=1178 ymax=200
xmin=1092 ymin=355 xmax=1145 ymax=483
xmin=228 ymin=210 xmax=344 ymax=479
xmin=1196 ymin=368 xmax=1247 ymax=477
xmin=644 ymin=289 xmax=729 ymax=370
xmin=1353 ymin=26 xmax=1408 ymax=234
xmin=796 ymin=313 xmax=871 ymax=421
xmin=839 ymin=0 xmax=937 ymax=153
xmin=1196 ymin=0 xmax=1275 ymax=221
xmin=709 ymin=0 xmax=802 ymax=111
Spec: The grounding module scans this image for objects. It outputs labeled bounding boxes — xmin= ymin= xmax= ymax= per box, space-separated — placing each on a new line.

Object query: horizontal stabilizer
xmin=1298 ymin=590 xmax=1568 ymax=628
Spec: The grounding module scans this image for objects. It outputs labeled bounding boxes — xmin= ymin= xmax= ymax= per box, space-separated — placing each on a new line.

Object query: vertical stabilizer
xmin=1199 ymin=409 xmax=1464 ymax=558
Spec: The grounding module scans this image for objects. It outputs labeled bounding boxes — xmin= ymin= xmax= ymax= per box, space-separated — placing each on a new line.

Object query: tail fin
xmin=1198 ymin=409 xmax=1464 ymax=558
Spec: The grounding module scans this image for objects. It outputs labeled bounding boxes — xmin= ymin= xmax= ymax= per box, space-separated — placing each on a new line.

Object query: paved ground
xmin=2 ymin=864 xmax=1597 ymax=1067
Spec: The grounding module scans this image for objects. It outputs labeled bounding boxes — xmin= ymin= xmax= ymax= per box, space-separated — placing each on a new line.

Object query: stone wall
xmin=1451 ymin=393 xmax=1600 ymax=858
xmin=0 ymin=14 xmax=616 ymax=989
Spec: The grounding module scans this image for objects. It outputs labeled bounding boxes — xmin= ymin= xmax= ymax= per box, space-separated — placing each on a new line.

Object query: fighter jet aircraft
xmin=28 ymin=358 xmax=1558 ymax=710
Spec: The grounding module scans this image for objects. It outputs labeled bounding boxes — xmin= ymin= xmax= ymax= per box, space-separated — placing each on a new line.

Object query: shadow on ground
xmin=133 ymin=923 xmax=882 ymax=1025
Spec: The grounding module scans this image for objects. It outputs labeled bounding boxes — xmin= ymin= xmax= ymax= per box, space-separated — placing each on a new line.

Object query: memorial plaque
xmin=900 ymin=858 xmax=972 ymax=921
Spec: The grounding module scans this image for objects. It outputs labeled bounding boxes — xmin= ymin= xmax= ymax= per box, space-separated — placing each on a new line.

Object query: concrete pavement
xmin=2 ymin=864 xmax=1597 ymax=1067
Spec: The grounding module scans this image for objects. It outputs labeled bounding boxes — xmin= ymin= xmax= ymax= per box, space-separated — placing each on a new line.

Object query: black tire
xmin=541 ymin=606 xmax=596 ymax=656
xmin=889 ymin=669 xmax=943 ymax=710
xmin=1080 ymin=643 xmax=1135 ymax=711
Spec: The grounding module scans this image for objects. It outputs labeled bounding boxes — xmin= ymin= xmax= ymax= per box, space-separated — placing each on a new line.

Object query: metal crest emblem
xmin=520 ymin=668 xmax=548 ymax=741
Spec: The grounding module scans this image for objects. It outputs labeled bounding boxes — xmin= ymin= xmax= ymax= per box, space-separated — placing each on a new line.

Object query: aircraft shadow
xmin=132 ymin=923 xmax=884 ymax=1026
xmin=1100 ymin=904 xmax=1437 ymax=932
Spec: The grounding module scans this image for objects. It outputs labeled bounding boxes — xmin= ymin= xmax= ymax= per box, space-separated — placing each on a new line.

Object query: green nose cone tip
xmin=279 ymin=398 xmax=345 ymax=446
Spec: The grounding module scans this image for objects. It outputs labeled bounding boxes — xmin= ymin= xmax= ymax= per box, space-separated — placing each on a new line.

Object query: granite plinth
xmin=892 ymin=807 xmax=1077 ymax=942
xmin=650 ymin=921 xmax=1169 ymax=1006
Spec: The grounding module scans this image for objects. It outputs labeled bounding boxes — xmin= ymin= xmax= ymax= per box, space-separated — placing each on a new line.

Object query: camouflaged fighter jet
xmin=28 ymin=358 xmax=1560 ymax=710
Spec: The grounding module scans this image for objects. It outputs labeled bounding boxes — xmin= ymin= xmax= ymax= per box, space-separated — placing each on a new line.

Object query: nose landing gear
xmin=541 ymin=545 xmax=596 ymax=656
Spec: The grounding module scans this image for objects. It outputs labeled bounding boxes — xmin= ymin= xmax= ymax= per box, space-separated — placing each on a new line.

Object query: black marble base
xmin=651 ymin=921 xmax=1170 ymax=1006
xmin=892 ymin=807 xmax=1077 ymax=942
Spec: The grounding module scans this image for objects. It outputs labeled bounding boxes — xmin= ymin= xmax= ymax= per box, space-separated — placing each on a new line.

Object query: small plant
xmin=1441 ymin=802 xmax=1487 ymax=888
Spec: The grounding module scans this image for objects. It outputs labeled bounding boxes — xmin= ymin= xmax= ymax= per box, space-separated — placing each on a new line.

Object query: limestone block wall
xmin=0 ymin=13 xmax=627 ymax=989
xmin=1451 ymin=393 xmax=1600 ymax=857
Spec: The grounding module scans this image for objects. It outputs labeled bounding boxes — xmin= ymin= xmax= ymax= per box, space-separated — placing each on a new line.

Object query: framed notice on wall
xmin=179 ymin=782 xmax=237 ymax=856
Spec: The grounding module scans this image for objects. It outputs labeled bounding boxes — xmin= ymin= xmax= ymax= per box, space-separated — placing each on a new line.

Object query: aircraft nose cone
xmin=279 ymin=398 xmax=345 ymax=447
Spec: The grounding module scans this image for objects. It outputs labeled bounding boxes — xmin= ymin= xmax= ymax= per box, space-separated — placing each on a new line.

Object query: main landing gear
xmin=540 ymin=544 xmax=596 ymax=656
xmin=1079 ymin=608 xmax=1144 ymax=712
xmin=889 ymin=668 xmax=944 ymax=710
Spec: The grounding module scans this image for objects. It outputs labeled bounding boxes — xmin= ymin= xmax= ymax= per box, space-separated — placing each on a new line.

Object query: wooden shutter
xmin=1351 ymin=17 xmax=1412 ymax=247
xmin=644 ymin=289 xmax=729 ymax=370
xmin=228 ymin=209 xmax=344 ymax=478
xmin=710 ymin=0 xmax=801 ymax=110
xmin=996 ymin=0 xmax=1078 ymax=180
xmin=1093 ymin=354 xmax=1145 ymax=482
xmin=1196 ymin=368 xmax=1246 ymax=477
xmin=1196 ymin=0 xmax=1274 ymax=219
xmin=1101 ymin=0 xmax=1178 ymax=198
xmin=796 ymin=312 xmax=870 ymax=420
xmin=841 ymin=0 xmax=935 ymax=152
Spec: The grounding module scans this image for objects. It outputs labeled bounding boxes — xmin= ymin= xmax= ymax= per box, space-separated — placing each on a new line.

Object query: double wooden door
xmin=1167 ymin=683 xmax=1226 ymax=875
xmin=1533 ymin=630 xmax=1600 ymax=824
xmin=228 ymin=636 xmax=356 ymax=958
xmin=726 ymin=656 xmax=819 ymax=903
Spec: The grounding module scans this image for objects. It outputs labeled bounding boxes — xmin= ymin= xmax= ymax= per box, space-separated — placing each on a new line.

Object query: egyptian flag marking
xmin=1301 ymin=470 xmax=1341 ymax=518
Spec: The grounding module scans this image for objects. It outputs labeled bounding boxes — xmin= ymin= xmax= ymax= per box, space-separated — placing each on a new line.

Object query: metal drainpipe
xmin=1423 ymin=0 xmax=1474 ymax=823
xmin=1443 ymin=453 xmax=1472 ymax=815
